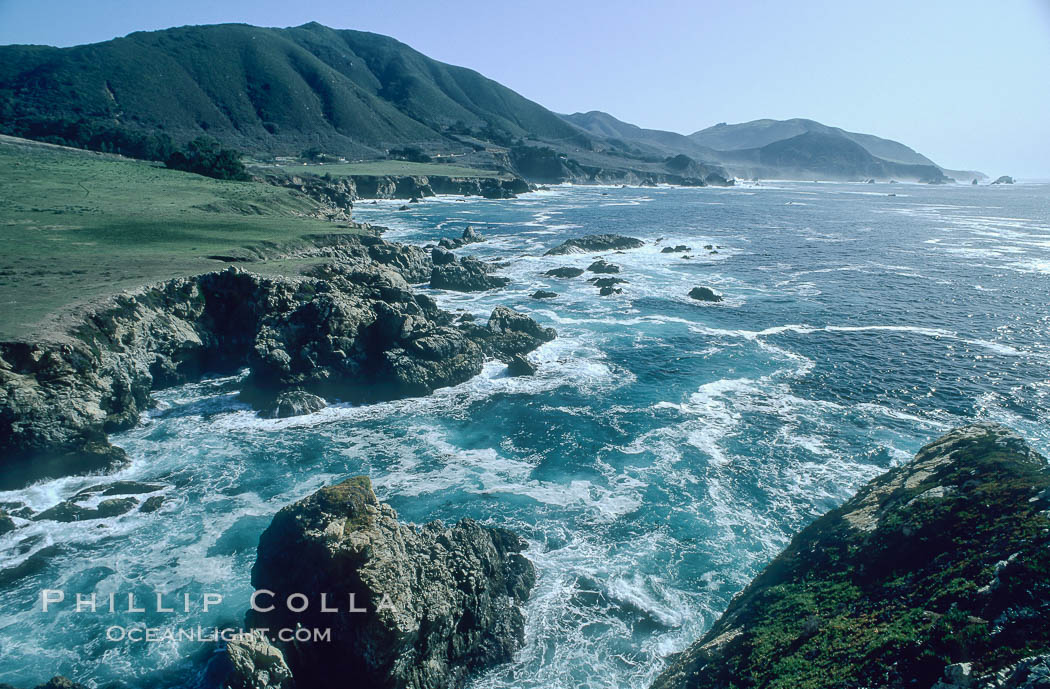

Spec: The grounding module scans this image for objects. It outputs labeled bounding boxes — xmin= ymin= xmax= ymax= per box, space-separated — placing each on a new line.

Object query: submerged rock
xmin=506 ymin=354 xmax=538 ymax=377
xmin=238 ymin=476 xmax=535 ymax=689
xmin=599 ymin=286 xmax=623 ymax=296
xmin=531 ymin=290 xmax=558 ymax=299
xmin=587 ymin=259 xmax=620 ymax=274
xmin=544 ymin=234 xmax=645 ymax=256
xmin=0 ymin=508 xmax=14 ymax=535
xmin=661 ymin=245 xmax=691 ymax=253
xmin=73 ymin=480 xmax=165 ymax=498
xmin=688 ymin=286 xmax=723 ymax=302
xmin=650 ymin=424 xmax=1050 ymax=689
xmin=33 ymin=497 xmax=138 ymax=523
xmin=139 ymin=496 xmax=165 ymax=514
xmin=544 ymin=267 xmax=585 ymax=278
xmin=992 ymin=176 xmax=1016 ymax=185
xmin=589 ymin=277 xmax=627 ymax=288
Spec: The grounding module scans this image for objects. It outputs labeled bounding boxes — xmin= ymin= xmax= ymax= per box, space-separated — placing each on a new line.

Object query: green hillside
xmin=0 ymin=22 xmax=585 ymax=159
xmin=0 ymin=136 xmax=362 ymax=341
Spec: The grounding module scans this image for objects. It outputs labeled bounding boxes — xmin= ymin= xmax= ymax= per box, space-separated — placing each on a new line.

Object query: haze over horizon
xmin=1 ymin=0 xmax=1048 ymax=178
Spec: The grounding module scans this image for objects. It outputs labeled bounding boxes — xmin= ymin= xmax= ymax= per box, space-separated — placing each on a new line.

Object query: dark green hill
xmin=0 ymin=22 xmax=584 ymax=158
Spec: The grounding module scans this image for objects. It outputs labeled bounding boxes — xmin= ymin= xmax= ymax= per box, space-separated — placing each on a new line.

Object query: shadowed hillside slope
xmin=0 ymin=22 xmax=584 ymax=158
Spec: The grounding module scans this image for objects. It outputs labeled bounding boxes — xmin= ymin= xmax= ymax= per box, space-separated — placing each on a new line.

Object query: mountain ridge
xmin=0 ymin=22 xmax=981 ymax=183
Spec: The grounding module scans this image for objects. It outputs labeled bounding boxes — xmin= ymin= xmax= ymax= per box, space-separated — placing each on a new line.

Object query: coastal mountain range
xmin=0 ymin=21 xmax=981 ymax=184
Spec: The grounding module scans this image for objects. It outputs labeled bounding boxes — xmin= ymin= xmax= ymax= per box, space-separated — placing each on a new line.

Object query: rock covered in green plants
xmin=651 ymin=423 xmax=1050 ymax=689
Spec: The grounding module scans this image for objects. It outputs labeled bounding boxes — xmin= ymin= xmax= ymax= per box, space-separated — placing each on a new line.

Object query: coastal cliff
xmin=265 ymin=172 xmax=533 ymax=207
xmin=0 ymin=234 xmax=553 ymax=489
xmin=651 ymin=424 xmax=1050 ymax=689
xmin=226 ymin=475 xmax=534 ymax=689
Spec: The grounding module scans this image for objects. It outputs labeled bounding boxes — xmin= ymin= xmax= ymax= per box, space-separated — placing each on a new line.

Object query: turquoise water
xmin=1 ymin=182 xmax=1048 ymax=688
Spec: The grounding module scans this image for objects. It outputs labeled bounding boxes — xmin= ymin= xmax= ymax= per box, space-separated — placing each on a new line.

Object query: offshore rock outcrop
xmin=232 ymin=476 xmax=535 ymax=689
xmin=651 ymin=424 xmax=1050 ymax=689
xmin=545 ymin=234 xmax=645 ymax=255
xmin=0 ymin=236 xmax=553 ymax=489
xmin=688 ymin=286 xmax=723 ymax=303
xmin=437 ymin=225 xmax=485 ymax=250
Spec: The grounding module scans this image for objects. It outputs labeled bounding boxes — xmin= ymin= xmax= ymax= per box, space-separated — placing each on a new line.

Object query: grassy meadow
xmin=0 ymin=136 xmax=366 ymax=341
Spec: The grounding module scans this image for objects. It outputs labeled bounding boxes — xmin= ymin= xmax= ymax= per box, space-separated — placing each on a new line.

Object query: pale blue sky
xmin=1 ymin=0 xmax=1048 ymax=177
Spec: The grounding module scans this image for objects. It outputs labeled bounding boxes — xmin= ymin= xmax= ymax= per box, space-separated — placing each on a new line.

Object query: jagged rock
xmin=242 ymin=476 xmax=535 ymax=689
xmin=139 ymin=496 xmax=165 ymax=514
xmin=430 ymin=256 xmax=510 ymax=292
xmin=506 ymin=354 xmax=538 ymax=377
xmin=96 ymin=497 xmax=139 ymax=517
xmin=599 ymin=286 xmax=623 ymax=296
xmin=589 ymin=277 xmax=627 ymax=288
xmin=476 ymin=306 xmax=557 ymax=360
xmin=544 ymin=267 xmax=585 ymax=278
xmin=992 ymin=176 xmax=1016 ymax=185
xmin=661 ymin=245 xmax=691 ymax=253
xmin=531 ymin=290 xmax=557 ymax=299
xmin=225 ymin=634 xmax=295 ymax=689
xmin=544 ymin=234 xmax=645 ymax=255
xmin=461 ymin=225 xmax=484 ymax=244
xmin=688 ymin=286 xmax=723 ymax=302
xmin=264 ymin=389 xmax=327 ymax=418
xmin=587 ymin=260 xmax=620 ymax=274
xmin=0 ymin=508 xmax=14 ymax=535
xmin=650 ymin=424 xmax=1050 ymax=689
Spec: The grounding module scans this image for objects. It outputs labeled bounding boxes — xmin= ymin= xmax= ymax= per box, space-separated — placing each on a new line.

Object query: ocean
xmin=1 ymin=181 xmax=1048 ymax=688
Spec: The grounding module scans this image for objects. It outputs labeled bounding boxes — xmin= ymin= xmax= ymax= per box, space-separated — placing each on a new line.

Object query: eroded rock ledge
xmin=227 ymin=476 xmax=535 ymax=689
xmin=0 ymin=234 xmax=554 ymax=488
xmin=651 ymin=423 xmax=1050 ymax=689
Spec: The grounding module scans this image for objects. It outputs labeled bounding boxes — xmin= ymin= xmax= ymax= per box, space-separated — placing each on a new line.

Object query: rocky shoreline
xmin=264 ymin=172 xmax=534 ymax=212
xmin=0 ymin=232 xmax=554 ymax=489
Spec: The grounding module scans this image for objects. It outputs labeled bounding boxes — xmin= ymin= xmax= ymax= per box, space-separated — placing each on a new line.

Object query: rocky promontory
xmin=0 ymin=234 xmax=554 ymax=488
xmin=651 ymin=423 xmax=1050 ymax=689
xmin=228 ymin=475 xmax=535 ymax=689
